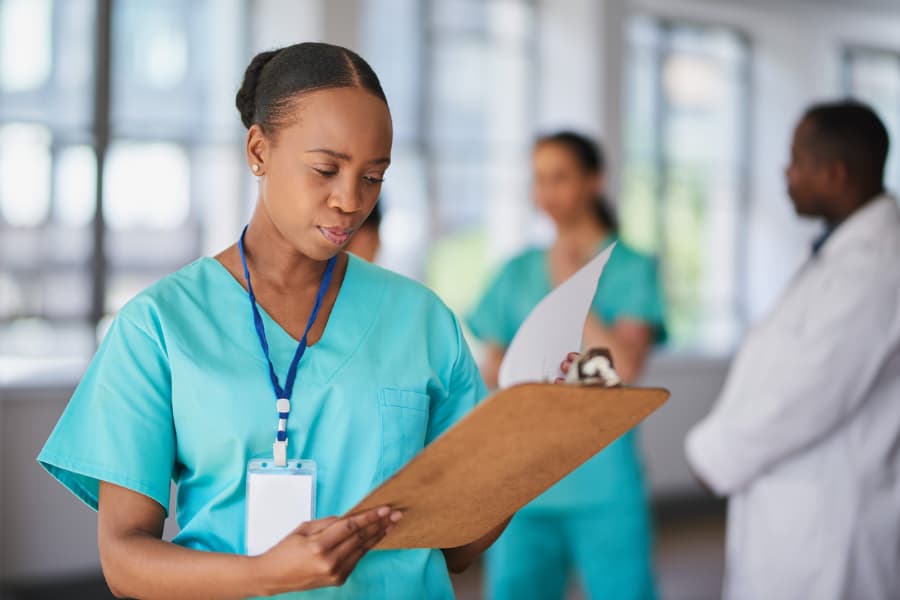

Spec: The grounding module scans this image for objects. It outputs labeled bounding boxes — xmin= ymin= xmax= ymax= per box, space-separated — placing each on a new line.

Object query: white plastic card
xmin=245 ymin=458 xmax=316 ymax=556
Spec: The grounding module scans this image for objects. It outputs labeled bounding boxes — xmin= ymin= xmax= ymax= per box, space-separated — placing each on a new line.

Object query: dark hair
xmin=235 ymin=42 xmax=388 ymax=132
xmin=802 ymin=100 xmax=889 ymax=188
xmin=536 ymin=131 xmax=618 ymax=232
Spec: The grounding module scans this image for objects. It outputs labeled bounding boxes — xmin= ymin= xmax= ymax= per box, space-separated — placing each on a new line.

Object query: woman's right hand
xmin=256 ymin=507 xmax=401 ymax=595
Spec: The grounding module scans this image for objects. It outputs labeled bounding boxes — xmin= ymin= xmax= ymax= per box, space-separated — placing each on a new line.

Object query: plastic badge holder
xmin=245 ymin=458 xmax=317 ymax=555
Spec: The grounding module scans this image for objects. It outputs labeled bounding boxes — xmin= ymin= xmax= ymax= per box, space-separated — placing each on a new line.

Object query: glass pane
xmin=0 ymin=319 xmax=95 ymax=379
xmin=0 ymin=0 xmax=96 ymax=132
xmin=104 ymin=141 xmax=191 ymax=231
xmin=41 ymin=268 xmax=92 ymax=319
xmin=0 ymin=0 xmax=52 ymax=92
xmin=112 ymin=0 xmax=247 ymax=139
xmin=621 ymin=18 xmax=749 ymax=352
xmin=423 ymin=0 xmax=536 ymax=320
xmin=429 ymin=38 xmax=488 ymax=146
xmin=0 ymin=123 xmax=52 ymax=227
xmin=55 ymin=145 xmax=97 ymax=227
xmin=620 ymin=16 xmax=661 ymax=254
xmin=114 ymin=0 xmax=188 ymax=90
xmin=431 ymin=0 xmax=486 ymax=34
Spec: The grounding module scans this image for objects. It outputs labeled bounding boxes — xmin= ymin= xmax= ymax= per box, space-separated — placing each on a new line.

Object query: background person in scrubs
xmin=468 ymin=131 xmax=666 ymax=600
xmin=37 ymin=42 xmax=503 ymax=600
xmin=686 ymin=101 xmax=900 ymax=600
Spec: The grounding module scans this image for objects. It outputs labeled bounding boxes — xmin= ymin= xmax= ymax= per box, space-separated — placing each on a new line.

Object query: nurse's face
xmin=248 ymin=86 xmax=392 ymax=261
xmin=785 ymin=118 xmax=835 ymax=218
xmin=533 ymin=142 xmax=601 ymax=227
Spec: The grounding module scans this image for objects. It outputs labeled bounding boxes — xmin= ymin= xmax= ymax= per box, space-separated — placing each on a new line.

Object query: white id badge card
xmin=245 ymin=458 xmax=317 ymax=556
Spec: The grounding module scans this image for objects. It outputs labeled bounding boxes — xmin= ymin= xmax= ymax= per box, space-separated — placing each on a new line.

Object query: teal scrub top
xmin=39 ymin=254 xmax=488 ymax=600
xmin=466 ymin=240 xmax=665 ymax=511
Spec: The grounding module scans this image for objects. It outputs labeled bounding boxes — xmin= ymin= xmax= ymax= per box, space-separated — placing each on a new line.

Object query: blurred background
xmin=1 ymin=0 xmax=898 ymax=598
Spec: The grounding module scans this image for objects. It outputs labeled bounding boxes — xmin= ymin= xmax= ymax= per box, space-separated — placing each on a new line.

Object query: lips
xmin=318 ymin=226 xmax=352 ymax=245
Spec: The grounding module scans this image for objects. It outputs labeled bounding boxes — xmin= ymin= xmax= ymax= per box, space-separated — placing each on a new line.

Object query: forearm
xmin=100 ymin=531 xmax=266 ymax=600
xmin=441 ymin=517 xmax=511 ymax=573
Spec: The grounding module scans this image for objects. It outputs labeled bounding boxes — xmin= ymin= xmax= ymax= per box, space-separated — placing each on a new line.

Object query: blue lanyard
xmin=238 ymin=225 xmax=337 ymax=446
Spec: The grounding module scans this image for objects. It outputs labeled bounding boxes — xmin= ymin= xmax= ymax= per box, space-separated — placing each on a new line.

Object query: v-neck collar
xmin=209 ymin=253 xmax=353 ymax=346
xmin=204 ymin=253 xmax=382 ymax=387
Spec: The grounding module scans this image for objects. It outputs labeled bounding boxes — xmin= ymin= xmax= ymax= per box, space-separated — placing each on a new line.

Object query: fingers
xmin=306 ymin=510 xmax=399 ymax=587
xmin=314 ymin=507 xmax=399 ymax=552
xmin=560 ymin=352 xmax=580 ymax=374
xmin=328 ymin=514 xmax=393 ymax=564
xmin=295 ymin=516 xmax=338 ymax=536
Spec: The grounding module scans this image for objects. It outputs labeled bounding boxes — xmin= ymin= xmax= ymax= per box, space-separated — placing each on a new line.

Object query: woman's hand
xmin=97 ymin=481 xmax=400 ymax=600
xmin=555 ymin=352 xmax=580 ymax=383
xmin=256 ymin=508 xmax=402 ymax=595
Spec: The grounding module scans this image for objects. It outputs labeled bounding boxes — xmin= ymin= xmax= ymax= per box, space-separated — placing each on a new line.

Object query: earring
xmin=252 ymin=164 xmax=260 ymax=173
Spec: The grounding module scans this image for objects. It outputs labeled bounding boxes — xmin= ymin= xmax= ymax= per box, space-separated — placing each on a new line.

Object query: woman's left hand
xmin=555 ymin=352 xmax=580 ymax=383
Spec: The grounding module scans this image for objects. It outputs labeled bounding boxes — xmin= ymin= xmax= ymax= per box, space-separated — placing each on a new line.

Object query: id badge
xmin=245 ymin=458 xmax=317 ymax=555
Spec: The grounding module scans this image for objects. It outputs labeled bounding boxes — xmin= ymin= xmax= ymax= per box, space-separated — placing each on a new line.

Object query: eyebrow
xmin=306 ymin=148 xmax=391 ymax=166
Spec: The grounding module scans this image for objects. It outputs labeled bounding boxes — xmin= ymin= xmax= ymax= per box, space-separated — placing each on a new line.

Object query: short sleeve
xmin=426 ymin=315 xmax=489 ymax=445
xmin=37 ymin=308 xmax=176 ymax=513
xmin=596 ymin=250 xmax=667 ymax=343
xmin=466 ymin=264 xmax=517 ymax=348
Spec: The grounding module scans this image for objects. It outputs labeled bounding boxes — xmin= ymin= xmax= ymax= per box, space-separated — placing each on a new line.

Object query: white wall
xmin=1 ymin=387 xmax=100 ymax=580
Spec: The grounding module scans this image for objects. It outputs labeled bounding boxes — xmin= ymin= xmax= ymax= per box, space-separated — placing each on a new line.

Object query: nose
xmin=327 ymin=177 xmax=364 ymax=214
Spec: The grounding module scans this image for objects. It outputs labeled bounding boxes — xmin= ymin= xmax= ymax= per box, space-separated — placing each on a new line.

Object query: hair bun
xmin=235 ymin=49 xmax=280 ymax=129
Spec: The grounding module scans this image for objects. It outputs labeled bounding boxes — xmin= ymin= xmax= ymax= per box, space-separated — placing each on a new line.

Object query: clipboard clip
xmin=565 ymin=348 xmax=622 ymax=387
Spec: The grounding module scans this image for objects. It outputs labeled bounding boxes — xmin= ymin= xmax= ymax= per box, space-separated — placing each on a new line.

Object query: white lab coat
xmin=686 ymin=195 xmax=900 ymax=600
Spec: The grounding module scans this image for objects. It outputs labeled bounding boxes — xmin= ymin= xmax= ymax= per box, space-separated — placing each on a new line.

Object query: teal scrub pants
xmin=485 ymin=508 xmax=657 ymax=600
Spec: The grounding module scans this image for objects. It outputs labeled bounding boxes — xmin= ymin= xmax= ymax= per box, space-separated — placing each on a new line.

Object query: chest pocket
xmin=379 ymin=389 xmax=430 ymax=482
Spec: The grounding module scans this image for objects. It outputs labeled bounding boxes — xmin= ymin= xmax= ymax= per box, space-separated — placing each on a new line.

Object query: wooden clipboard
xmin=346 ymin=383 xmax=669 ymax=549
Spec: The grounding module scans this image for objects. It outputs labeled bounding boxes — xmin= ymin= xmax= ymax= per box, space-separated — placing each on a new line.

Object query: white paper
xmin=498 ymin=244 xmax=615 ymax=388
xmin=245 ymin=470 xmax=314 ymax=555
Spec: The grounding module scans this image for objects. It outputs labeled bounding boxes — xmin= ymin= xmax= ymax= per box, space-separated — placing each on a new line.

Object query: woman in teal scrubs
xmin=38 ymin=43 xmax=499 ymax=600
xmin=468 ymin=132 xmax=666 ymax=600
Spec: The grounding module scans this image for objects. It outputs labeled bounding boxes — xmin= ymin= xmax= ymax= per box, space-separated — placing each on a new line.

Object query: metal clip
xmin=273 ymin=439 xmax=288 ymax=467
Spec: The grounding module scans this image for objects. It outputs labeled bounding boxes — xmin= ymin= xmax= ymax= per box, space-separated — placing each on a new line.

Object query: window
xmin=620 ymin=17 xmax=751 ymax=353
xmin=843 ymin=47 xmax=900 ymax=192
xmin=0 ymin=0 xmax=98 ymax=364
xmin=363 ymin=0 xmax=537 ymax=317
xmin=0 ymin=0 xmax=254 ymax=376
xmin=104 ymin=0 xmax=248 ymax=314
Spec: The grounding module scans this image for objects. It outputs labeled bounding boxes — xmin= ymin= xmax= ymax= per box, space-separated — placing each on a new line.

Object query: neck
xmin=556 ymin=215 xmax=610 ymax=253
xmin=243 ymin=204 xmax=330 ymax=292
xmin=824 ymin=184 xmax=884 ymax=228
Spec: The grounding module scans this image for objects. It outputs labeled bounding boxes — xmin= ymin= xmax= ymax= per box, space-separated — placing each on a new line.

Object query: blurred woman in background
xmin=468 ymin=131 xmax=666 ymax=600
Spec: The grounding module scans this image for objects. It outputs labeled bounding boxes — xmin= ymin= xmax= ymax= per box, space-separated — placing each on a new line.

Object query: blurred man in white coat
xmin=686 ymin=101 xmax=900 ymax=600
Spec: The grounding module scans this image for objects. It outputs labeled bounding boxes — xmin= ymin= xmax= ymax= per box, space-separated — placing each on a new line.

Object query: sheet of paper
xmin=498 ymin=244 xmax=616 ymax=388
